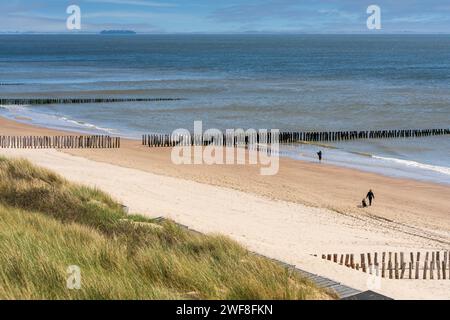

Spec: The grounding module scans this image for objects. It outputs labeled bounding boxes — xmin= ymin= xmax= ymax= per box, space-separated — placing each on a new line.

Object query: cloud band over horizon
xmin=1 ymin=0 xmax=449 ymax=33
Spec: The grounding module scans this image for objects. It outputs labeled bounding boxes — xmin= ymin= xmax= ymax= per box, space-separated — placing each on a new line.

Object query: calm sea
xmin=0 ymin=35 xmax=449 ymax=183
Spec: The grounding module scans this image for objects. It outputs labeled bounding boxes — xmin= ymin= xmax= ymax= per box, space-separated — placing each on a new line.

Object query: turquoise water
xmin=0 ymin=35 xmax=449 ymax=183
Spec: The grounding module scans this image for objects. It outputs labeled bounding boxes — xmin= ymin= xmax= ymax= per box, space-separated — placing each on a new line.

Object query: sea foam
xmin=372 ymin=155 xmax=450 ymax=176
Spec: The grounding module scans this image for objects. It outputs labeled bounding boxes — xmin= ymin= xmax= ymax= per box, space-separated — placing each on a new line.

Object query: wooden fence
xmin=0 ymin=97 xmax=183 ymax=105
xmin=0 ymin=135 xmax=120 ymax=149
xmin=142 ymin=128 xmax=450 ymax=148
xmin=322 ymin=251 xmax=450 ymax=280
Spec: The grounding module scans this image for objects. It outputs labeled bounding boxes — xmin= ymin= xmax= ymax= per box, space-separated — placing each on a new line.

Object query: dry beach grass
xmin=0 ymin=157 xmax=334 ymax=300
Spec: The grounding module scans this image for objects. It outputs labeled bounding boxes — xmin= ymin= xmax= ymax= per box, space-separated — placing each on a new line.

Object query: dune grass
xmin=0 ymin=157 xmax=335 ymax=300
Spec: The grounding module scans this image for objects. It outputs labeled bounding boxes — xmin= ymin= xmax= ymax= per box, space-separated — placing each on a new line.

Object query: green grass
xmin=0 ymin=157 xmax=335 ymax=300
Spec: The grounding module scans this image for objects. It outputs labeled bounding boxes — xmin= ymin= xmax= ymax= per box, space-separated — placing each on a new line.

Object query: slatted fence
xmin=322 ymin=251 xmax=450 ymax=280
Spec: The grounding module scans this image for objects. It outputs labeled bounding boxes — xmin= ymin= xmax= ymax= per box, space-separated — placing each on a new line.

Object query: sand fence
xmin=322 ymin=251 xmax=450 ymax=280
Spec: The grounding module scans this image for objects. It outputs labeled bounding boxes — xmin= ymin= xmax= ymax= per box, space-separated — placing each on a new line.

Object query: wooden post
xmin=415 ymin=261 xmax=420 ymax=279
xmin=361 ymin=254 xmax=366 ymax=273
xmin=339 ymin=254 xmax=344 ymax=265
xmin=437 ymin=259 xmax=441 ymax=280
xmin=401 ymin=262 xmax=406 ymax=279
xmin=382 ymin=262 xmax=386 ymax=278
xmin=423 ymin=261 xmax=428 ymax=279
xmin=430 ymin=251 xmax=435 ymax=279
xmin=408 ymin=262 xmax=412 ymax=279
xmin=394 ymin=253 xmax=399 ymax=279
xmin=443 ymin=261 xmax=447 ymax=280
xmin=388 ymin=261 xmax=393 ymax=279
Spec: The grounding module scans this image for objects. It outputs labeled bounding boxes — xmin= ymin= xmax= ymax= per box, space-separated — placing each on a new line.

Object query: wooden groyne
xmin=0 ymin=97 xmax=183 ymax=105
xmin=322 ymin=251 xmax=450 ymax=280
xmin=142 ymin=128 xmax=450 ymax=147
xmin=142 ymin=132 xmax=268 ymax=148
xmin=0 ymin=135 xmax=120 ymax=149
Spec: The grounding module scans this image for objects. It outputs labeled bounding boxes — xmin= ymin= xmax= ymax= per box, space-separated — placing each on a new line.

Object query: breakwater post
xmin=141 ymin=128 xmax=450 ymax=148
xmin=0 ymin=135 xmax=120 ymax=149
xmin=0 ymin=97 xmax=183 ymax=105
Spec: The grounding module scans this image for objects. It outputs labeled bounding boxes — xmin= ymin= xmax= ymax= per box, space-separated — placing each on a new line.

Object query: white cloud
xmin=83 ymin=10 xmax=191 ymax=21
xmin=389 ymin=14 xmax=449 ymax=23
xmin=85 ymin=0 xmax=176 ymax=8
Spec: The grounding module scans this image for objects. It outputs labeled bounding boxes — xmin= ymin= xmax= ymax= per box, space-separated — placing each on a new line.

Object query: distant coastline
xmin=100 ymin=30 xmax=136 ymax=35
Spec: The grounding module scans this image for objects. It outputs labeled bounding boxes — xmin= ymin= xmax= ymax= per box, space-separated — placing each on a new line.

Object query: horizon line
xmin=1 ymin=31 xmax=450 ymax=35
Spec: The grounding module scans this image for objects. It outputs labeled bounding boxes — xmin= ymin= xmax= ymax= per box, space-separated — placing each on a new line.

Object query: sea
xmin=0 ymin=34 xmax=449 ymax=184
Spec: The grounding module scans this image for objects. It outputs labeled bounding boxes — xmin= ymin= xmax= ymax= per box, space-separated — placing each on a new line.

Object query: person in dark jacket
xmin=317 ymin=150 xmax=322 ymax=162
xmin=366 ymin=190 xmax=375 ymax=206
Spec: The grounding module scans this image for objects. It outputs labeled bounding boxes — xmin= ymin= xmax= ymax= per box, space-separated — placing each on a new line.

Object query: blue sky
xmin=1 ymin=0 xmax=450 ymax=33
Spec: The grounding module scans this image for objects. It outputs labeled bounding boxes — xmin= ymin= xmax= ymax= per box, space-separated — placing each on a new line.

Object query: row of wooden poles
xmin=142 ymin=132 xmax=279 ymax=148
xmin=142 ymin=128 xmax=450 ymax=147
xmin=322 ymin=251 xmax=450 ymax=280
xmin=0 ymin=97 xmax=183 ymax=105
xmin=0 ymin=135 xmax=120 ymax=149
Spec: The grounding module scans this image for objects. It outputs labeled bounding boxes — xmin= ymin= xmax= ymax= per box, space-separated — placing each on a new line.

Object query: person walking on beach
xmin=366 ymin=190 xmax=375 ymax=206
xmin=317 ymin=150 xmax=322 ymax=162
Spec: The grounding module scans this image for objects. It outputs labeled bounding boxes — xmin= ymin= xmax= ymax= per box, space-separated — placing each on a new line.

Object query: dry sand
xmin=0 ymin=117 xmax=449 ymax=299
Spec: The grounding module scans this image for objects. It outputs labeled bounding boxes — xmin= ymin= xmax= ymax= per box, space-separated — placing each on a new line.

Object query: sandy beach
xmin=0 ymin=116 xmax=449 ymax=299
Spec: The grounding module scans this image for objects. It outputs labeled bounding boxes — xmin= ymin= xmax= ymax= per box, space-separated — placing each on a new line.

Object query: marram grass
xmin=0 ymin=157 xmax=335 ymax=300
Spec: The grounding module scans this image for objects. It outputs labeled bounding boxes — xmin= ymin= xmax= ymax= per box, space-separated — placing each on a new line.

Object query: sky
xmin=1 ymin=0 xmax=450 ymax=33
